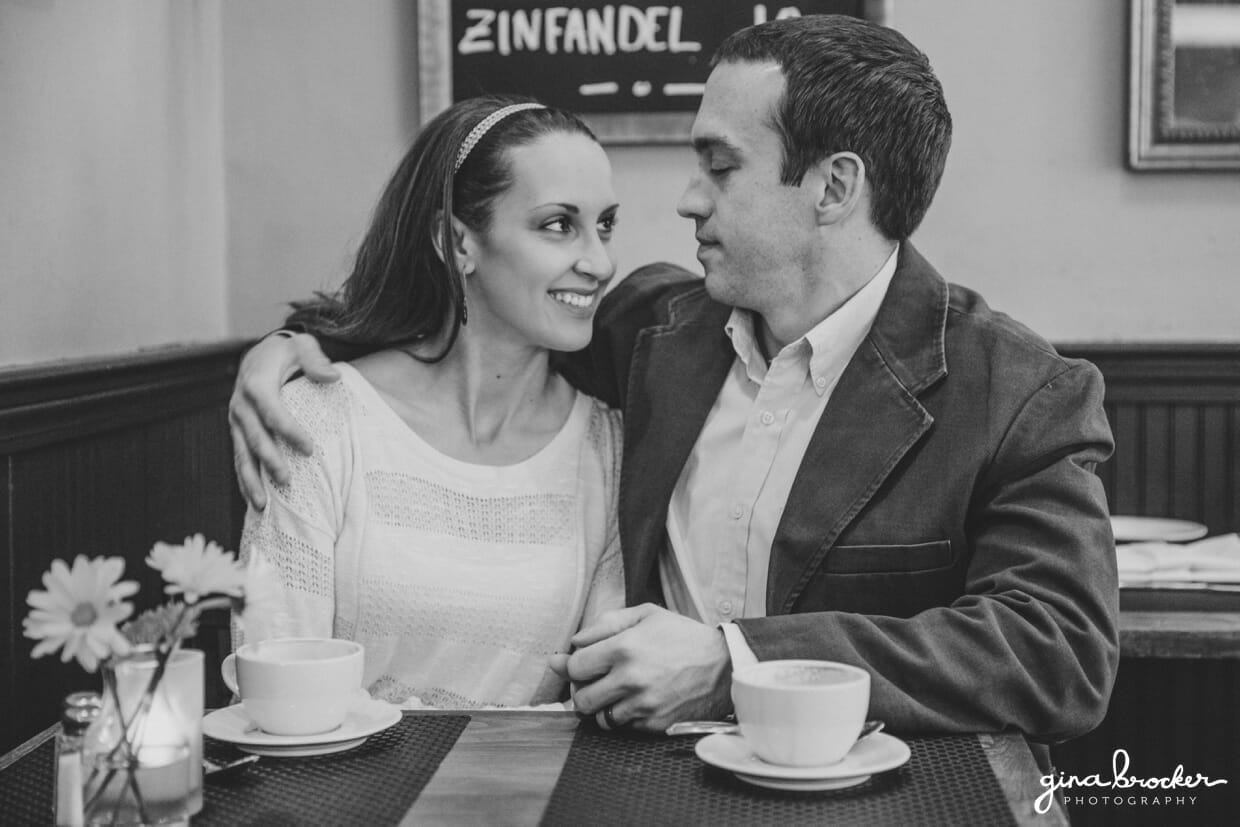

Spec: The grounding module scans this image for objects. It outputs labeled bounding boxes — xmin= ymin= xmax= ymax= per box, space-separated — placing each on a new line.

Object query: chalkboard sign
xmin=418 ymin=0 xmax=891 ymax=143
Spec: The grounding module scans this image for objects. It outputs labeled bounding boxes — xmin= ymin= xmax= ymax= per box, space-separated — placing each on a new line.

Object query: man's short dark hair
xmin=714 ymin=15 xmax=952 ymax=241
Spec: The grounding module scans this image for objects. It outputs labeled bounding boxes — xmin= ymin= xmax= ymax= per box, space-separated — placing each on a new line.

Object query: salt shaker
xmin=54 ymin=691 xmax=101 ymax=827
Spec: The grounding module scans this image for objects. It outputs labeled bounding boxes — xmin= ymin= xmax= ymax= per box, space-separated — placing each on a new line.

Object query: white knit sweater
xmin=239 ymin=363 xmax=624 ymax=708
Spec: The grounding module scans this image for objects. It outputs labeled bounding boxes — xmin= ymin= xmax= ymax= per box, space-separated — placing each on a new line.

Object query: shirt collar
xmin=724 ymin=244 xmax=900 ymax=395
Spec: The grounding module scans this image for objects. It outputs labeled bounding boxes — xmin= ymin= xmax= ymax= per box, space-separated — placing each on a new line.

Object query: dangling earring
xmin=459 ymin=263 xmax=473 ymax=325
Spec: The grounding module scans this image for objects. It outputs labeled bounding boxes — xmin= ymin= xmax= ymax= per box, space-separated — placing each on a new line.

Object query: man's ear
xmin=812 ymin=151 xmax=866 ymax=227
xmin=432 ymin=212 xmax=475 ymax=274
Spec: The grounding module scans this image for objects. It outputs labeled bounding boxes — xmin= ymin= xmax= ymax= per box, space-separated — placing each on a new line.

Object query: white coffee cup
xmin=731 ymin=659 xmax=871 ymax=767
xmin=221 ymin=637 xmax=364 ymax=736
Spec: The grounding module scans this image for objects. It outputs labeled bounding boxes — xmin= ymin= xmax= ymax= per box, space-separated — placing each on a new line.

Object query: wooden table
xmin=1119 ymin=610 xmax=1240 ymax=658
xmin=2 ymin=711 xmax=1066 ymax=825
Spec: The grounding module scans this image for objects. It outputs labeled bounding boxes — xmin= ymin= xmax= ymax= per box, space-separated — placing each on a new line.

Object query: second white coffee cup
xmin=221 ymin=637 xmax=364 ymax=736
xmin=731 ymin=659 xmax=871 ymax=767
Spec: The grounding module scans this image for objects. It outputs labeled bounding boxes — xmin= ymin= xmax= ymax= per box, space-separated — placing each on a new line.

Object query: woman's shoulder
xmin=573 ymin=391 xmax=620 ymax=433
xmin=279 ymin=367 xmax=365 ymax=445
xmin=576 ymin=393 xmax=623 ymax=470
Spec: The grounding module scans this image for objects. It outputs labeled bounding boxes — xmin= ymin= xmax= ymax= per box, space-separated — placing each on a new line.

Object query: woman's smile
xmin=549 ymin=288 xmax=599 ymax=312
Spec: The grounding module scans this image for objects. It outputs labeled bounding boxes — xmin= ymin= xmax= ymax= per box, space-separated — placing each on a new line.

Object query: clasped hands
xmin=549 ymin=603 xmax=734 ymax=733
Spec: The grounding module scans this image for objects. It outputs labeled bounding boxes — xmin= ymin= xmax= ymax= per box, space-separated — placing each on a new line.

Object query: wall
xmin=0 ymin=0 xmax=227 ymax=367
xmin=605 ymin=0 xmax=1240 ymax=343
xmin=218 ymin=0 xmax=1240 ymax=343
xmin=220 ymin=0 xmax=421 ymax=337
xmin=1 ymin=0 xmax=1237 ymax=367
xmin=898 ymin=0 xmax=1239 ymax=342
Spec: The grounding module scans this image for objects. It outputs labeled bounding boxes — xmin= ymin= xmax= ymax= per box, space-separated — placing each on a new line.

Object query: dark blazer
xmin=562 ymin=243 xmax=1119 ymax=742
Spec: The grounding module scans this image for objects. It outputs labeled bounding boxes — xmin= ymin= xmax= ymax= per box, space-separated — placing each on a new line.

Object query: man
xmin=230 ymin=16 xmax=1118 ymax=745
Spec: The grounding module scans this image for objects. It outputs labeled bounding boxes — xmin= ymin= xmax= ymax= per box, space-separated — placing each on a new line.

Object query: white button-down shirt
xmin=660 ymin=246 xmax=899 ymax=665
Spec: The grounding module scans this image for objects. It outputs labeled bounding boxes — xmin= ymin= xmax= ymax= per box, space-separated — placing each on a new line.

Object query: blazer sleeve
xmin=734 ymin=361 xmax=1119 ymax=743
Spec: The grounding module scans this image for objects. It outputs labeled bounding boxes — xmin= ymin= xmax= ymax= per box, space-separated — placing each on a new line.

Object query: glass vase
xmin=81 ymin=648 xmax=203 ymax=826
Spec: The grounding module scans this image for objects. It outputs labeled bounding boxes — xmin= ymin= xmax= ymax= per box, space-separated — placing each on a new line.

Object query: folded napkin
xmin=1117 ymin=533 xmax=1240 ymax=585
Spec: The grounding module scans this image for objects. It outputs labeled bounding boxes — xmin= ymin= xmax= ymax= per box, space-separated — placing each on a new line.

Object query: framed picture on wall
xmin=1129 ymin=0 xmax=1240 ymax=170
xmin=417 ymin=1 xmax=892 ymax=144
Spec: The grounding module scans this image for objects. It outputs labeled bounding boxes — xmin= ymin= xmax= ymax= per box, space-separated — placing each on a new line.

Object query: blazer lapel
xmin=620 ymin=290 xmax=733 ymax=605
xmin=768 ymin=244 xmax=950 ymax=613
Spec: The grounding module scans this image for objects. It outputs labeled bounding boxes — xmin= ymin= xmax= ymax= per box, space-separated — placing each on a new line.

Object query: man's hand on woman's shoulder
xmin=229 ymin=331 xmax=340 ymax=510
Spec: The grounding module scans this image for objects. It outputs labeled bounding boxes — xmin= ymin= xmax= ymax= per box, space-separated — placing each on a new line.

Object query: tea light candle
xmin=114 ymin=649 xmax=204 ymax=815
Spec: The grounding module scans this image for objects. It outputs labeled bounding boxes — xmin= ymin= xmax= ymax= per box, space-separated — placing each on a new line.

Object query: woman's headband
xmin=453 ymin=103 xmax=547 ymax=174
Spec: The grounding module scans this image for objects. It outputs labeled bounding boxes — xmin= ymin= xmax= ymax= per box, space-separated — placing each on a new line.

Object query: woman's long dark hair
xmin=287 ymin=95 xmax=597 ymax=362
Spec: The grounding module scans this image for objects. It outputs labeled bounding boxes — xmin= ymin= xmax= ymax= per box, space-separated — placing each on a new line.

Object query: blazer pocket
xmin=797 ymin=540 xmax=959 ymax=617
xmin=824 ymin=540 xmax=953 ymax=574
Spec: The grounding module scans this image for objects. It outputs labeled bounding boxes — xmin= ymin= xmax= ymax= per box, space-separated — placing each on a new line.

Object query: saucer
xmin=202 ymin=697 xmax=401 ymax=757
xmin=695 ymin=732 xmax=910 ymax=791
xmin=1111 ymin=515 xmax=1208 ymax=543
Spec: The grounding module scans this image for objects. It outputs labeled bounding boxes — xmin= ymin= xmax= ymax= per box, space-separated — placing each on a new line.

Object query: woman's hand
xmin=228 ymin=332 xmax=339 ymax=509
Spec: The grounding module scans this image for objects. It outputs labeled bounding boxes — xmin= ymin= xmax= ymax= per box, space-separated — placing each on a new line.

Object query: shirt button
xmin=730 ymin=504 xmax=744 ymax=519
xmin=760 ymin=411 xmax=775 ymax=425
xmin=718 ymin=599 xmax=734 ymax=616
xmin=814 ymin=376 xmax=827 ymax=388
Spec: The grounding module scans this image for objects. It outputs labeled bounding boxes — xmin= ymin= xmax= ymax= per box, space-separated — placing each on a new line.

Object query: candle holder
xmin=80 ymin=647 xmax=203 ymax=826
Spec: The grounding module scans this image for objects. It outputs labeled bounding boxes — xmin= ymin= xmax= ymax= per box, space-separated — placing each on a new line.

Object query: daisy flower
xmin=233 ymin=546 xmax=294 ymax=642
xmin=146 ymin=534 xmax=245 ymax=603
xmin=23 ymin=555 xmax=138 ymax=672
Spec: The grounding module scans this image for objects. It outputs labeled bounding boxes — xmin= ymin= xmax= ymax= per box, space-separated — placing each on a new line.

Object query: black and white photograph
xmin=2 ymin=2 xmax=1238 ymax=825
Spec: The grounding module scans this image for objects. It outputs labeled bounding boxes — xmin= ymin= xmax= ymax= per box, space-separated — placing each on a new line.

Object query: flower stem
xmin=83 ymin=635 xmax=188 ymax=825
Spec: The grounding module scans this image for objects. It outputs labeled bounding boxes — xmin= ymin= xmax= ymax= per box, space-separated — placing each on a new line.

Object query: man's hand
xmin=228 ymin=332 xmax=339 ymax=510
xmin=551 ymin=604 xmax=733 ymax=733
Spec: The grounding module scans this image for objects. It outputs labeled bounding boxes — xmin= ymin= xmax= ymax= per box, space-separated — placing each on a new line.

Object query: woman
xmin=238 ymin=96 xmax=624 ymax=709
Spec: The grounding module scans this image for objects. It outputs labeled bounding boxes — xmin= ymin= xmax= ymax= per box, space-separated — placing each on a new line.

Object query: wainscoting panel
xmin=0 ymin=342 xmax=249 ymax=753
xmin=1103 ymin=398 xmax=1240 ymax=535
xmin=1063 ymin=344 xmax=1240 ymax=536
xmin=1055 ymin=344 xmax=1240 ymax=825
xmin=1052 ymin=658 xmax=1240 ymax=826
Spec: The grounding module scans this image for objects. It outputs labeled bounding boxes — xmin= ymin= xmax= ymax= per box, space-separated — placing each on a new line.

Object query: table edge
xmin=1119 ymin=610 xmax=1240 ymax=658
xmin=0 ymin=723 xmax=56 ymax=773
xmin=980 ymin=732 xmax=1069 ymax=826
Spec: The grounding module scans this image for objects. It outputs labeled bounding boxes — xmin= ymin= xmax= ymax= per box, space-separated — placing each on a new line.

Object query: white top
xmin=661 ymin=246 xmax=899 ymax=662
xmin=240 ymin=363 xmax=625 ymax=708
